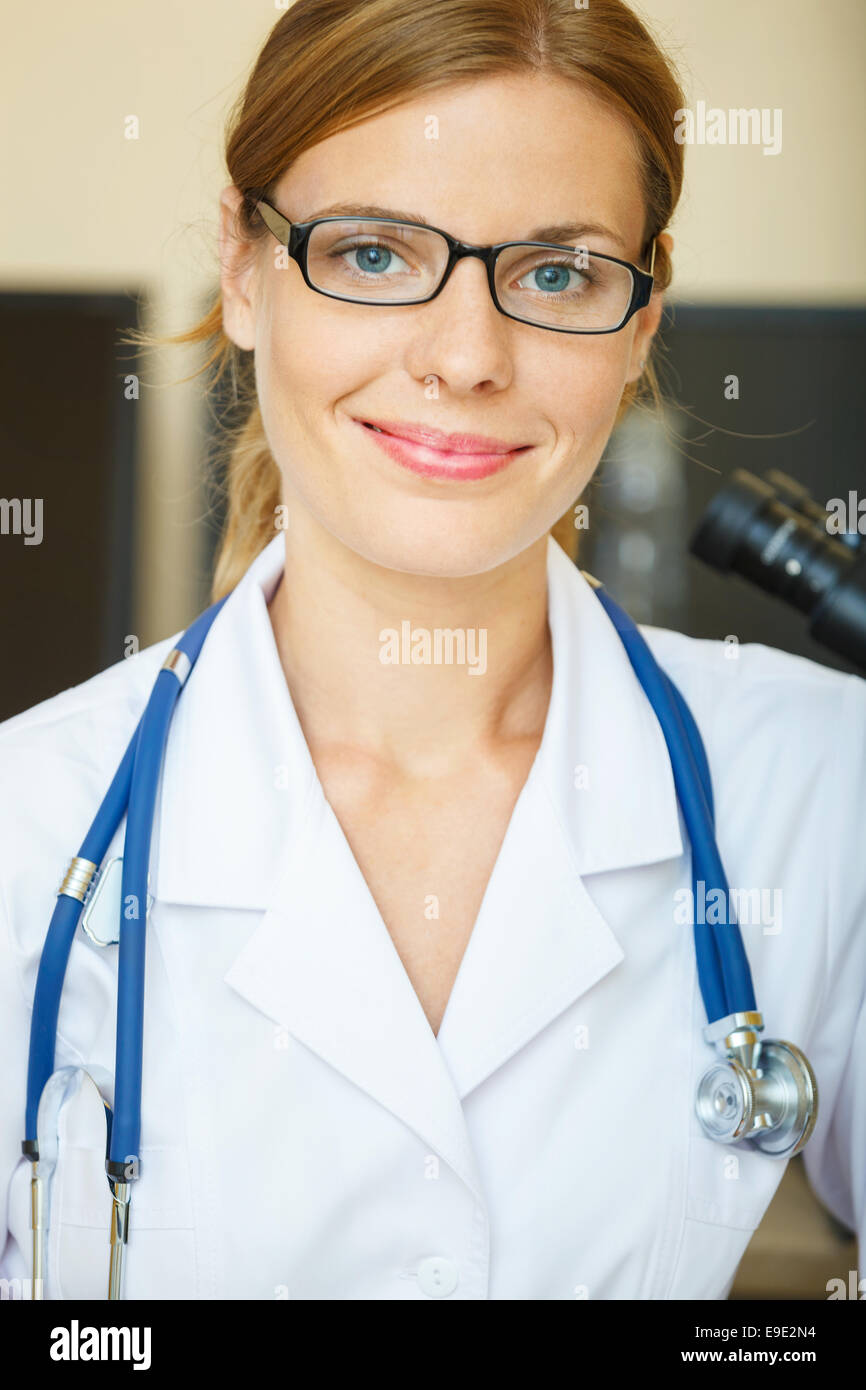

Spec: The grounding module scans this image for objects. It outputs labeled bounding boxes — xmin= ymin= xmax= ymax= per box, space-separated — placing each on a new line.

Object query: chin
xmin=335 ymin=514 xmax=548 ymax=580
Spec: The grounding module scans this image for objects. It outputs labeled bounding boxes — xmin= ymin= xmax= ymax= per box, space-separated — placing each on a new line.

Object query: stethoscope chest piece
xmin=696 ymin=1023 xmax=818 ymax=1160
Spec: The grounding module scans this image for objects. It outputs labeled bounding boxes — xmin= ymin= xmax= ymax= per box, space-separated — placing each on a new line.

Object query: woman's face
xmin=221 ymin=72 xmax=670 ymax=578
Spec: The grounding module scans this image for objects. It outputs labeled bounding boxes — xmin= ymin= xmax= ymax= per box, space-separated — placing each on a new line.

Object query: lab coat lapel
xmin=222 ymin=786 xmax=487 ymax=1203
xmin=434 ymin=776 xmax=627 ymax=1099
xmin=152 ymin=536 xmax=316 ymax=913
xmin=435 ymin=538 xmax=685 ymax=1095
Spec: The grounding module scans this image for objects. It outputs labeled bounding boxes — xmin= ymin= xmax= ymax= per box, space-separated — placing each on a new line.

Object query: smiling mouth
xmin=353 ymin=418 xmax=532 ymax=481
xmin=358 ymin=419 xmax=530 ymax=452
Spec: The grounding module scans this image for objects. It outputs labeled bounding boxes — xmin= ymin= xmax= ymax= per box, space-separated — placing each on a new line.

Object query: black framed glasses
xmin=254 ymin=198 xmax=656 ymax=335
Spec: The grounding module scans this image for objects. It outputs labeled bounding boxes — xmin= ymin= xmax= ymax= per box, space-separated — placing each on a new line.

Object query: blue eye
xmin=515 ymin=259 xmax=595 ymax=297
xmin=352 ymin=244 xmax=391 ymax=274
xmin=530 ymin=264 xmax=574 ymax=293
xmin=335 ymin=241 xmax=411 ymax=277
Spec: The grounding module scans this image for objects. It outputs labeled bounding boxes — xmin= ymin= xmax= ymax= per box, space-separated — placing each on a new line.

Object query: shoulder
xmin=639 ymin=622 xmax=866 ymax=969
xmin=0 ymin=632 xmax=180 ymax=755
xmin=636 ymin=624 xmax=866 ymax=841
xmin=0 ymin=634 xmax=182 ymax=813
xmin=0 ymin=633 xmax=181 ymax=954
xmin=638 ymin=622 xmax=866 ymax=756
xmin=638 ymin=619 xmax=860 ymax=695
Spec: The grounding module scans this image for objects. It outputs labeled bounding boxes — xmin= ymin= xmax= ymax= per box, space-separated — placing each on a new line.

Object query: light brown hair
xmin=125 ymin=0 xmax=685 ymax=601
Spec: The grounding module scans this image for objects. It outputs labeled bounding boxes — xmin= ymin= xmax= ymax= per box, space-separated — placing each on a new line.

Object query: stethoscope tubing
xmin=24 ymin=724 xmax=139 ymax=1143
xmin=111 ymin=595 xmax=230 ymax=1172
xmin=594 ymin=585 xmax=757 ymax=1018
xmin=111 ymin=673 xmax=181 ymax=1170
xmin=23 ymin=595 xmax=229 ymax=1160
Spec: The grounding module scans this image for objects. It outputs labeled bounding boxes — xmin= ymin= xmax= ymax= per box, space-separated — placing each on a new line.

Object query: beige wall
xmin=3 ymin=0 xmax=864 ymax=637
xmin=640 ymin=0 xmax=866 ymax=306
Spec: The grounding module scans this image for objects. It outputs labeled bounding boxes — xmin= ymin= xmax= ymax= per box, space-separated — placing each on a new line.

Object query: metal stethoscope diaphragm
xmin=696 ymin=1011 xmax=818 ymax=1157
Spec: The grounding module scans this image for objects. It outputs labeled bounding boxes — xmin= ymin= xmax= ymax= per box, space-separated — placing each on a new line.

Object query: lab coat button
xmin=417 ymin=1256 xmax=459 ymax=1298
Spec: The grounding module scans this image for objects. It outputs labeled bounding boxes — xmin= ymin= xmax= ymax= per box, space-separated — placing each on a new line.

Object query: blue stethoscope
xmin=22 ymin=573 xmax=818 ymax=1300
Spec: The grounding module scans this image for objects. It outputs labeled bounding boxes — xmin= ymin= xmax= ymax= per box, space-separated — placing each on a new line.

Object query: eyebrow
xmin=302 ymin=201 xmax=629 ymax=251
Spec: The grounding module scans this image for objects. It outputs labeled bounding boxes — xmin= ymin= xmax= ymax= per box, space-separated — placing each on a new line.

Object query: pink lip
xmin=353 ymin=417 xmax=532 ymax=481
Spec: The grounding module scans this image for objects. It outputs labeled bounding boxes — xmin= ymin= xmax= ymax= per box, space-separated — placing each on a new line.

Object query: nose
xmin=405 ymin=252 xmax=515 ymax=394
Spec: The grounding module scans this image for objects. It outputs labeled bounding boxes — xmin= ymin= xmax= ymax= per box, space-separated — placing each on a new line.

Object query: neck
xmin=266 ymin=510 xmax=553 ymax=779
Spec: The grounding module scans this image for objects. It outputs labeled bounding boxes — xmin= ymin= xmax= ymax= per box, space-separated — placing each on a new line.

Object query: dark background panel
xmin=0 ymin=292 xmax=140 ymax=722
xmin=580 ymin=306 xmax=866 ymax=676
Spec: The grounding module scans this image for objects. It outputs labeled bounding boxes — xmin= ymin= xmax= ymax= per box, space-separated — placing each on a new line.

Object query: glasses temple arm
xmin=255 ymin=199 xmax=292 ymax=244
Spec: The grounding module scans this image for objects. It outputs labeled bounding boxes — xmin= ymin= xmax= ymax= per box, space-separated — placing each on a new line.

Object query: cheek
xmin=259 ymin=290 xmax=393 ymax=452
xmin=258 ymin=280 xmax=320 ymax=415
xmin=530 ymin=338 xmax=630 ymax=438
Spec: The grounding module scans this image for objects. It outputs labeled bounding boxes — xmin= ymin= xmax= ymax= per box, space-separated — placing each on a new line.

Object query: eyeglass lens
xmin=305 ymin=220 xmax=634 ymax=330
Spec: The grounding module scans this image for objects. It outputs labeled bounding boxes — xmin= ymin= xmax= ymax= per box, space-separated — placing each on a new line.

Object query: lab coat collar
xmin=152 ymin=532 xmax=684 ymax=1200
xmin=154 ymin=531 xmax=683 ymax=906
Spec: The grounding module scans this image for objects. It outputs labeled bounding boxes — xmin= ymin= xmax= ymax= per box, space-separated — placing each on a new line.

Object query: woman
xmin=1 ymin=0 xmax=864 ymax=1301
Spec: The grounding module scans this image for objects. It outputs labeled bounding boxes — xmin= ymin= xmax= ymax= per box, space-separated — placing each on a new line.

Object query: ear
xmin=626 ymin=231 xmax=674 ymax=383
xmin=219 ymin=185 xmax=261 ymax=353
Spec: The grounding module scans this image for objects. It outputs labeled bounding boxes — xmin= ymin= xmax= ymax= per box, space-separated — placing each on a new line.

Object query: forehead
xmin=276 ymin=72 xmax=646 ymax=255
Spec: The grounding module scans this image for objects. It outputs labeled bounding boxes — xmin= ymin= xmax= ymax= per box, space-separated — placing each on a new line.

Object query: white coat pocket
xmin=45 ymin=1075 xmax=195 ymax=1300
xmin=665 ymin=1123 xmax=789 ymax=1298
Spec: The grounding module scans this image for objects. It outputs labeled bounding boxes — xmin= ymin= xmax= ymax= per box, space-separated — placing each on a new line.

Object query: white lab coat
xmin=1 ymin=534 xmax=864 ymax=1301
